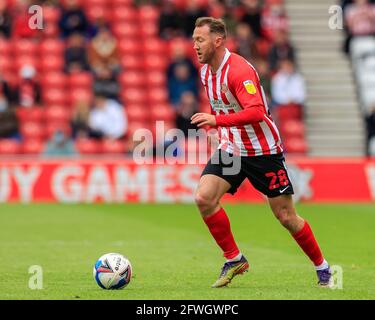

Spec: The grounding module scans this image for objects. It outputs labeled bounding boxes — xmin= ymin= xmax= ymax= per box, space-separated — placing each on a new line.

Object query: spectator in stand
xmin=14 ymin=65 xmax=42 ymax=108
xmin=182 ymin=0 xmax=208 ymax=37
xmin=345 ymin=0 xmax=375 ymax=40
xmin=13 ymin=0 xmax=40 ymax=39
xmin=234 ymin=22 xmax=260 ymax=63
xmin=88 ymin=94 xmax=127 ymax=140
xmin=59 ymin=0 xmax=90 ymax=38
xmin=268 ymin=29 xmax=295 ymax=73
xmin=0 ymin=74 xmax=12 ymax=107
xmin=366 ymin=106 xmax=375 ymax=156
xmin=0 ymin=0 xmax=12 ymax=38
xmin=240 ymin=0 xmax=262 ymax=38
xmin=168 ymin=62 xmax=198 ymax=106
xmin=254 ymin=58 xmax=271 ymax=99
xmin=87 ymin=27 xmax=121 ymax=74
xmin=175 ymin=91 xmax=199 ymax=136
xmin=71 ymin=99 xmax=90 ymax=139
xmin=0 ymin=106 xmax=19 ymax=139
xmin=158 ymin=0 xmax=184 ymax=40
xmin=167 ymin=42 xmax=198 ymax=83
xmin=64 ymin=32 xmax=90 ymax=73
xmin=92 ymin=63 xmax=120 ymax=101
xmin=271 ymin=59 xmax=305 ymax=108
xmin=261 ymin=0 xmax=289 ymax=42
xmin=43 ymin=129 xmax=77 ymax=157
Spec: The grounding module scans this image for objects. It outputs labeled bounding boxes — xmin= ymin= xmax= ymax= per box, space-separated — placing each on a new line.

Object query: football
xmin=93 ymin=253 xmax=132 ymax=289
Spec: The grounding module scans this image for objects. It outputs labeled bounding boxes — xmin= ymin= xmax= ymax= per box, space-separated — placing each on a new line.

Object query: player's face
xmin=192 ymin=26 xmax=216 ymax=64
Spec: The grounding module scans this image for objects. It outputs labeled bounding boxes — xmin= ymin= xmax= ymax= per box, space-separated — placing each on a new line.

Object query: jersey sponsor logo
xmin=243 ymin=80 xmax=256 ymax=94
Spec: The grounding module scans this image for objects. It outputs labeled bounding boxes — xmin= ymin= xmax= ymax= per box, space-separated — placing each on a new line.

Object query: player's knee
xmin=275 ymin=207 xmax=296 ymax=229
xmin=194 ymin=191 xmax=216 ymax=214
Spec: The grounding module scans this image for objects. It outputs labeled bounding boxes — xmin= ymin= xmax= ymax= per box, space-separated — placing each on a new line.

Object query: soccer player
xmin=190 ymin=17 xmax=332 ymax=288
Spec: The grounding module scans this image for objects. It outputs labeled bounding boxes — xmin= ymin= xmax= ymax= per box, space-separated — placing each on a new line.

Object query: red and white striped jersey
xmin=200 ymin=49 xmax=283 ymax=156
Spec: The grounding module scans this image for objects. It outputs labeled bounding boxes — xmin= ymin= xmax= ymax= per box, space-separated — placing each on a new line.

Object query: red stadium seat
xmin=101 ymin=139 xmax=126 ymax=154
xmin=150 ymin=103 xmax=175 ymax=121
xmin=112 ymin=22 xmax=139 ymax=39
xmin=46 ymin=121 xmax=72 ymax=139
xmin=20 ymin=121 xmax=46 ymax=140
xmin=43 ymin=88 xmax=68 ymax=106
xmin=45 ymin=106 xmax=71 ymax=122
xmin=126 ymin=120 xmax=150 ymax=138
xmin=85 ymin=5 xmax=110 ymax=22
xmin=283 ymin=137 xmax=308 ymax=154
xmin=139 ymin=22 xmax=158 ymax=38
xmin=138 ymin=5 xmax=160 ymax=22
xmin=119 ymin=71 xmax=143 ymax=88
xmin=274 ymin=103 xmax=303 ymax=122
xmin=15 ymin=56 xmax=40 ymax=72
xmin=39 ymin=39 xmax=64 ymax=56
xmin=118 ymin=39 xmax=142 ymax=55
xmin=75 ymin=138 xmax=101 ymax=154
xmin=121 ymin=88 xmax=147 ymax=104
xmin=144 ymin=54 xmax=168 ymax=71
xmin=142 ymin=38 xmax=167 ymax=55
xmin=126 ymin=104 xmax=149 ymax=121
xmin=120 ymin=55 xmax=144 ymax=71
xmin=13 ymin=39 xmax=39 ymax=56
xmin=21 ymin=139 xmax=44 ymax=154
xmin=0 ymin=39 xmax=11 ymax=56
xmin=111 ymin=0 xmax=133 ymax=6
xmin=145 ymin=71 xmax=167 ymax=88
xmin=112 ymin=6 xmax=139 ymax=22
xmin=68 ymin=89 xmax=92 ymax=106
xmin=0 ymin=139 xmax=20 ymax=154
xmin=148 ymin=88 xmax=168 ymax=104
xmin=0 ymin=55 xmax=14 ymax=74
xmin=41 ymin=72 xmax=67 ymax=90
xmin=16 ymin=107 xmax=44 ymax=122
xmin=40 ymin=55 xmax=64 ymax=72
xmin=42 ymin=5 xmax=60 ymax=23
xmin=68 ymin=72 xmax=93 ymax=89
xmin=280 ymin=119 xmax=305 ymax=139
xmin=42 ymin=22 xmax=60 ymax=38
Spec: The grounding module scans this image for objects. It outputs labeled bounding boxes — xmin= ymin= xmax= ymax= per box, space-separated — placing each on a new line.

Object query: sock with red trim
xmin=292 ymin=220 xmax=325 ymax=266
xmin=203 ymin=207 xmax=240 ymax=260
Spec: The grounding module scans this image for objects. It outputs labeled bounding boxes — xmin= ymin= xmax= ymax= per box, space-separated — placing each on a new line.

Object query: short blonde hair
xmin=195 ymin=17 xmax=227 ymax=39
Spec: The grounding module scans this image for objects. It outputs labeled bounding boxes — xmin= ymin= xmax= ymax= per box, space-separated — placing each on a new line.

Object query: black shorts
xmin=201 ymin=149 xmax=294 ymax=198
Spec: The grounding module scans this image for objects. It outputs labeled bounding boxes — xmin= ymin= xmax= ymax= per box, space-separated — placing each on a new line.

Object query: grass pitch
xmin=0 ymin=203 xmax=374 ymax=300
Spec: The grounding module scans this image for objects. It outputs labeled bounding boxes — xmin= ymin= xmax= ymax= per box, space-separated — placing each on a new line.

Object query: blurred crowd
xmin=341 ymin=0 xmax=375 ymax=156
xmin=0 ymin=0 xmax=307 ymax=156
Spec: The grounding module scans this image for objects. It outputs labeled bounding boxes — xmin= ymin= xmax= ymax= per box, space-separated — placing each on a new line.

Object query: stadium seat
xmin=139 ymin=22 xmax=158 ymax=38
xmin=143 ymin=54 xmax=168 ymax=71
xmin=45 ymin=106 xmax=71 ymax=123
xmin=42 ymin=5 xmax=60 ymax=23
xmin=16 ymin=107 xmax=44 ymax=122
xmin=0 ymin=39 xmax=11 ymax=56
xmin=279 ymin=119 xmax=305 ymax=139
xmin=121 ymin=88 xmax=147 ymax=104
xmin=20 ymin=121 xmax=46 ymax=140
xmin=85 ymin=6 xmax=110 ymax=22
xmin=142 ymin=39 xmax=167 ymax=55
xmin=39 ymin=39 xmax=64 ymax=56
xmin=101 ymin=139 xmax=126 ymax=154
xmin=126 ymin=120 xmax=150 ymax=138
xmin=46 ymin=122 xmax=72 ymax=139
xmin=126 ymin=104 xmax=150 ymax=121
xmin=111 ymin=0 xmax=133 ymax=7
xmin=75 ymin=138 xmax=101 ymax=154
xmin=120 ymin=55 xmax=144 ymax=71
xmin=13 ymin=39 xmax=38 ymax=56
xmin=112 ymin=6 xmax=138 ymax=22
xmin=145 ymin=71 xmax=167 ymax=88
xmin=40 ymin=55 xmax=64 ymax=72
xmin=68 ymin=72 xmax=93 ymax=89
xmin=150 ymin=103 xmax=175 ymax=121
xmin=119 ymin=71 xmax=144 ymax=88
xmin=21 ymin=139 xmax=44 ymax=154
xmin=41 ymin=72 xmax=67 ymax=90
xmin=0 ymin=139 xmax=20 ymax=154
xmin=15 ymin=56 xmax=40 ymax=72
xmin=283 ymin=137 xmax=308 ymax=154
xmin=138 ymin=5 xmax=160 ymax=22
xmin=112 ymin=22 xmax=139 ymax=39
xmin=118 ymin=39 xmax=142 ymax=55
xmin=148 ymin=88 xmax=169 ymax=104
xmin=273 ymin=103 xmax=303 ymax=122
xmin=43 ymin=88 xmax=68 ymax=106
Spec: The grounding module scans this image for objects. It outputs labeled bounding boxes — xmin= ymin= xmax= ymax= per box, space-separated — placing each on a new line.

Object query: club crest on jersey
xmin=243 ymin=80 xmax=256 ymax=94
xmin=220 ymin=83 xmax=228 ymax=93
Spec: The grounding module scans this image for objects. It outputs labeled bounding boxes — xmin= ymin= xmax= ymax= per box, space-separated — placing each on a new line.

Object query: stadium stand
xmin=0 ymin=0 xmax=309 ymax=156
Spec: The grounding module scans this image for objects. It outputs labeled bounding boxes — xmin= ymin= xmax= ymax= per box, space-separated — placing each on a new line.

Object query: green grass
xmin=0 ymin=203 xmax=374 ymax=300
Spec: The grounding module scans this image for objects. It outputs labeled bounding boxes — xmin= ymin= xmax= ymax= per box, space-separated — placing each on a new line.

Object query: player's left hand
xmin=190 ymin=113 xmax=216 ymax=127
